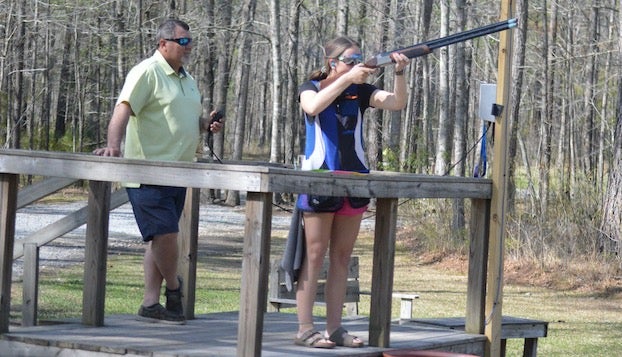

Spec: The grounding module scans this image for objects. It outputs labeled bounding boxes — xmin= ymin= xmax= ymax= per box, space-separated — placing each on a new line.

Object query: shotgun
xmin=319 ymin=18 xmax=517 ymax=90
xmin=364 ymin=18 xmax=517 ymax=67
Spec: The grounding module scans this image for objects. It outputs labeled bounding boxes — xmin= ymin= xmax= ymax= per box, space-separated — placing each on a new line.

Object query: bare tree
xmin=211 ymin=1 xmax=233 ymax=166
xmin=597 ymin=8 xmax=617 ymax=193
xmin=538 ymin=0 xmax=557 ymax=217
xmin=600 ymin=84 xmax=622 ymax=255
xmin=418 ymin=0 xmax=434 ymax=174
xmin=507 ymin=0 xmax=529 ymax=213
xmin=269 ymin=0 xmax=282 ymax=164
xmin=584 ymin=1 xmax=601 ymax=184
xmin=451 ymin=0 xmax=469 ymax=236
xmin=384 ymin=0 xmax=402 ymax=155
xmin=225 ymin=0 xmax=257 ymax=206
xmin=366 ymin=0 xmax=390 ymax=170
xmin=599 ymin=0 xmax=622 ymax=256
xmin=284 ymin=1 xmax=303 ymax=169
xmin=11 ymin=0 xmax=25 ymax=149
xmin=434 ymin=0 xmax=450 ymax=176
xmin=337 ymin=0 xmax=348 ymax=36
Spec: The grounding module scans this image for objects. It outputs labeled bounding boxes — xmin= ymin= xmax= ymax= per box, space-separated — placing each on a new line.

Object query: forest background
xmin=1 ymin=0 xmax=621 ymax=294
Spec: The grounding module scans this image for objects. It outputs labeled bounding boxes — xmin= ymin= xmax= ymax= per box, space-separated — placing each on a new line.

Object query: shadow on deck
xmin=0 ymin=312 xmax=485 ymax=356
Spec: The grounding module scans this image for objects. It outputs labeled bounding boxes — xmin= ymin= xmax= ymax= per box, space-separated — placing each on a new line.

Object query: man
xmin=94 ymin=19 xmax=222 ymax=324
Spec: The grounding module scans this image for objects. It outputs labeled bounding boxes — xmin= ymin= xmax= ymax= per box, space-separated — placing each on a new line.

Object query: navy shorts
xmin=126 ymin=185 xmax=187 ymax=242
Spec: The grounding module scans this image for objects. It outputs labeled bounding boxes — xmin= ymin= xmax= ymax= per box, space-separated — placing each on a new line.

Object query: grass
xmin=12 ymin=251 xmax=245 ymax=321
xmin=10 ymin=219 xmax=622 ymax=357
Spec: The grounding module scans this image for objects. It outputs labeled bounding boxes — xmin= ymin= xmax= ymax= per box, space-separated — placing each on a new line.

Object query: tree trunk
xmin=199 ymin=0 xmax=216 ymax=121
xmin=269 ymin=0 xmax=282 ymax=164
xmin=597 ymin=9 xmax=616 ymax=194
xmin=42 ymin=2 xmax=51 ymax=150
xmin=366 ymin=0 xmax=389 ymax=171
xmin=599 ymin=0 xmax=622 ymax=255
xmin=584 ymin=1 xmax=600 ymax=183
xmin=11 ymin=1 xmax=25 ymax=149
xmin=284 ymin=1 xmax=302 ymax=169
xmin=211 ymin=1 xmax=233 ymax=165
xmin=399 ymin=0 xmax=427 ymax=172
xmin=226 ymin=0 xmax=257 ymax=206
xmin=420 ymin=0 xmax=433 ymax=174
xmin=28 ymin=0 xmax=40 ymax=152
xmin=600 ymin=79 xmax=622 ymax=254
xmin=434 ymin=0 xmax=450 ymax=176
xmin=337 ymin=0 xmax=348 ymax=36
xmin=385 ymin=0 xmax=401 ymax=155
xmin=257 ymin=59 xmax=269 ymax=148
xmin=556 ymin=12 xmax=572 ymax=199
xmin=538 ymin=0 xmax=557 ymax=217
xmin=507 ymin=0 xmax=528 ymax=213
xmin=451 ymin=0 xmax=468 ymax=236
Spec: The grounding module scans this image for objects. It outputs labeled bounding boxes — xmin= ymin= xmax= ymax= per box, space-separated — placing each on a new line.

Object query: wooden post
xmin=178 ymin=187 xmax=200 ymax=319
xmin=237 ymin=191 xmax=272 ymax=357
xmin=82 ymin=181 xmax=111 ymax=326
xmin=465 ymin=198 xmax=490 ymax=334
xmin=485 ymin=0 xmax=515 ymax=355
xmin=22 ymin=243 xmax=39 ymax=327
xmin=368 ymin=197 xmax=398 ymax=347
xmin=0 ymin=173 xmax=18 ymax=333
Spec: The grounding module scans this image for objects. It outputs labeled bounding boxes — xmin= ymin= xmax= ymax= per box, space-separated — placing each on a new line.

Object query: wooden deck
xmin=0 ymin=312 xmax=486 ymax=357
xmin=411 ymin=317 xmax=548 ymax=357
xmin=0 ymin=150 xmax=499 ymax=356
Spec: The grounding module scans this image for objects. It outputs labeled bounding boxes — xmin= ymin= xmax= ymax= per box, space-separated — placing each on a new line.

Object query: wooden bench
xmin=268 ymin=256 xmax=419 ymax=319
xmin=411 ymin=316 xmax=548 ymax=357
xmin=267 ymin=256 xmax=361 ymax=315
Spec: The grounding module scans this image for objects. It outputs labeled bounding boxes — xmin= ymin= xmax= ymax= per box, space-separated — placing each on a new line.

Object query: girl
xmin=294 ymin=36 xmax=410 ymax=349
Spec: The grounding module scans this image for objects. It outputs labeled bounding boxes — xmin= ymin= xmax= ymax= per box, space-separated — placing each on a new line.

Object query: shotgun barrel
xmin=364 ymin=18 xmax=517 ymax=68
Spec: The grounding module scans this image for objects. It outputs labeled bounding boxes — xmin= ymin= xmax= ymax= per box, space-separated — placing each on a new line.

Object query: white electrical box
xmin=479 ymin=83 xmax=497 ymax=122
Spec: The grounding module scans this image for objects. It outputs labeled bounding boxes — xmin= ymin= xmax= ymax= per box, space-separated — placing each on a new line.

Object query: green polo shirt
xmin=117 ymin=50 xmax=202 ymax=167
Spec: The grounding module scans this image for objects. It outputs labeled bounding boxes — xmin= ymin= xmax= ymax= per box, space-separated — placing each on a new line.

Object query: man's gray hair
xmin=156 ymin=19 xmax=190 ymax=40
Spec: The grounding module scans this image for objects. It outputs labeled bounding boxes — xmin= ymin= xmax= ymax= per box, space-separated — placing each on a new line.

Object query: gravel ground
xmin=11 ymin=194 xmax=378 ymax=280
xmin=11 ymin=195 xmax=288 ymax=279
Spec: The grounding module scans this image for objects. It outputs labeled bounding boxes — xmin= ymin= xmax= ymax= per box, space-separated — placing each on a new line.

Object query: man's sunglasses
xmin=165 ymin=37 xmax=192 ymax=46
xmin=338 ymin=53 xmax=363 ymax=65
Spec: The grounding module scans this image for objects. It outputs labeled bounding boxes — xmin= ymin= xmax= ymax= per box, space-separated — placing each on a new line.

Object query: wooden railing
xmin=12 ymin=177 xmax=130 ymax=326
xmin=0 ymin=149 xmax=493 ymax=357
xmin=14 ymin=181 xmax=129 ymax=260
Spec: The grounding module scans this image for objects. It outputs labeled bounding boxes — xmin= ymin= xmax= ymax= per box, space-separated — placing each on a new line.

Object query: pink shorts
xmin=331 ymin=170 xmax=368 ymax=216
xmin=335 ymin=198 xmax=368 ymax=216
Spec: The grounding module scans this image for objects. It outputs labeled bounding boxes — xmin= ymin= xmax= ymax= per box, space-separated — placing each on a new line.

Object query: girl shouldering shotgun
xmin=292 ymin=36 xmax=410 ymax=349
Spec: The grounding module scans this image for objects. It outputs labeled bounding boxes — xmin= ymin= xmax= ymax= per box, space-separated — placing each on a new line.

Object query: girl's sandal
xmin=328 ymin=326 xmax=365 ymax=348
xmin=294 ymin=329 xmax=336 ymax=349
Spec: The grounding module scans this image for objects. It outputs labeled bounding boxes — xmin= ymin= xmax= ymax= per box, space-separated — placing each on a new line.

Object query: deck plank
xmin=1 ymin=312 xmax=486 ymax=356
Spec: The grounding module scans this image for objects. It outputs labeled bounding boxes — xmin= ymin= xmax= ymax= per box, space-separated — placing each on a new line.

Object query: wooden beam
xmin=17 ymin=177 xmax=77 ymax=209
xmin=82 ymin=181 xmax=111 ymax=326
xmin=485 ymin=0 xmax=516 ymax=355
xmin=368 ymin=197 xmax=398 ymax=347
xmin=0 ymin=150 xmax=492 ymax=199
xmin=237 ymin=191 xmax=272 ymax=357
xmin=12 ymin=189 xmax=128 ymax=260
xmin=178 ymin=187 xmax=200 ymax=319
xmin=0 ymin=173 xmax=18 ymax=333
xmin=466 ymin=198 xmax=490 ymax=334
xmin=22 ymin=243 xmax=39 ymax=327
